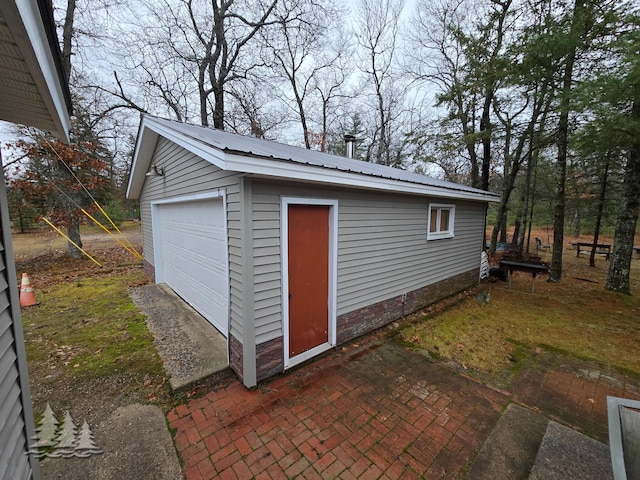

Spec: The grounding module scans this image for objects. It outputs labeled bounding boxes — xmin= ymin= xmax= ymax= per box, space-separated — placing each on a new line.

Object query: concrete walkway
xmin=168 ymin=332 xmax=640 ymax=479
xmin=41 ymin=404 xmax=182 ymax=480
xmin=130 ymin=283 xmax=228 ymax=391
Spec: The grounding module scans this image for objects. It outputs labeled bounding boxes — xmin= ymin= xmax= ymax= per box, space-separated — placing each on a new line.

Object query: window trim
xmin=427 ymin=203 xmax=455 ymax=240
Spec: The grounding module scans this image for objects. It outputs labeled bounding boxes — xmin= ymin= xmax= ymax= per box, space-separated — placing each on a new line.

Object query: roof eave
xmin=128 ymin=115 xmax=500 ymax=203
xmin=1 ymin=0 xmax=72 ymax=141
xmin=225 ymin=152 xmax=500 ymax=202
xmin=127 ymin=115 xmax=228 ymax=199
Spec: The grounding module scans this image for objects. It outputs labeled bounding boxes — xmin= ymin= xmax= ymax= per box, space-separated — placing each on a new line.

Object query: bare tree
xmin=313 ymin=49 xmax=354 ymax=152
xmin=404 ymin=0 xmax=481 ymax=184
xmin=226 ymin=80 xmax=289 ymax=139
xmin=354 ymin=0 xmax=407 ymax=165
xmin=262 ymin=0 xmax=351 ymax=149
xmin=103 ymin=0 xmax=284 ymax=129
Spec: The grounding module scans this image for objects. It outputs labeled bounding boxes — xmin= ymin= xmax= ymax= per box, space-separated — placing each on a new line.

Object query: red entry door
xmin=288 ymin=204 xmax=330 ymax=358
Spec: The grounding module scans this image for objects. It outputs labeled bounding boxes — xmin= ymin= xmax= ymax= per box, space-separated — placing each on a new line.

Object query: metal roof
xmin=128 ymin=115 xmax=499 ymax=202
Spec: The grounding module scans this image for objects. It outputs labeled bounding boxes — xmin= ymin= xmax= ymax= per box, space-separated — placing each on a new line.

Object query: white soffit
xmin=0 ymin=0 xmax=71 ymax=141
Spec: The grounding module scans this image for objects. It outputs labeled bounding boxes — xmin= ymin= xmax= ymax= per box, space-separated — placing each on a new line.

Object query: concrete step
xmin=466 ymin=403 xmax=615 ymax=480
xmin=528 ymin=421 xmax=613 ymax=480
xmin=465 ymin=403 xmax=548 ymax=480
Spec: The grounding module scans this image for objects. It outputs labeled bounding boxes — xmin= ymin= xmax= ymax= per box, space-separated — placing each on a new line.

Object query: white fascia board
xmin=225 ymin=153 xmax=500 ymax=202
xmin=8 ymin=0 xmax=70 ymax=141
xmin=126 ymin=117 xmax=229 ymax=199
xmin=143 ymin=117 xmax=228 ymax=169
xmin=126 ymin=125 xmax=158 ymax=199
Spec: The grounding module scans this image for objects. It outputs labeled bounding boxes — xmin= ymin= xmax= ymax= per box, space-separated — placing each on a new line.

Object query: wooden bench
xmin=500 ymin=260 xmax=549 ymax=293
xmin=576 ymin=242 xmax=611 ymax=260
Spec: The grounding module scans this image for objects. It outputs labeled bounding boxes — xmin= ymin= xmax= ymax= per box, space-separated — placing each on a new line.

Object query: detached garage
xmin=127 ymin=115 xmax=498 ymax=388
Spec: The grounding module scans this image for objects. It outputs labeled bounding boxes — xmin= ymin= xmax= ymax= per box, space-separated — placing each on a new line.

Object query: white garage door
xmin=155 ymin=198 xmax=228 ymax=336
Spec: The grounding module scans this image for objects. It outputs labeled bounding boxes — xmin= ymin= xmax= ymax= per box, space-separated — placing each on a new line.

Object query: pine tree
xmin=75 ymin=420 xmax=103 ymax=457
xmin=30 ymin=402 xmax=59 ymax=458
xmin=51 ymin=411 xmax=77 ymax=458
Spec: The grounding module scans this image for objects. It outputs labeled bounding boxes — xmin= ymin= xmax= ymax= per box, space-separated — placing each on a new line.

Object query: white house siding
xmin=250 ymin=180 xmax=485 ymax=347
xmin=139 ymin=138 xmax=244 ymax=341
xmin=0 ymin=180 xmax=38 ymax=480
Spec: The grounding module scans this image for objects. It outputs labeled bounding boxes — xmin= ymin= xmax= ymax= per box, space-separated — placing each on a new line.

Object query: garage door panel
xmin=156 ymin=198 xmax=228 ymax=336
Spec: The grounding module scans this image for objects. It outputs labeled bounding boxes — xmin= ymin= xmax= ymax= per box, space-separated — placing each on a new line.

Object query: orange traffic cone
xmin=19 ymin=273 xmax=39 ymax=307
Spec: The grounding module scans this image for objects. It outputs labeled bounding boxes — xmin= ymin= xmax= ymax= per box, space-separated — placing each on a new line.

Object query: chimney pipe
xmin=344 ymin=134 xmax=356 ymax=159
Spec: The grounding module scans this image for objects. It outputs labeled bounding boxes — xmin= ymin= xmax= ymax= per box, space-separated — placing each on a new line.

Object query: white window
xmin=427 ymin=204 xmax=455 ymax=240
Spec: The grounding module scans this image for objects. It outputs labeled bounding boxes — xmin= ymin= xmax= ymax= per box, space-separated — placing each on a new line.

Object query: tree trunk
xmin=549 ymin=0 xmax=585 ymax=283
xmin=213 ymin=84 xmax=224 ymax=130
xmin=480 ymin=94 xmax=492 ymax=191
xmin=573 ymin=209 xmax=581 ymax=237
xmin=375 ymin=80 xmax=387 ymax=164
xmin=606 ymin=97 xmax=640 ymax=294
xmin=512 ymin=218 xmax=521 ymax=246
xmin=294 ymin=89 xmax=310 ymax=149
xmin=520 ymin=151 xmax=534 ymax=252
xmin=66 ymin=221 xmax=83 ymax=259
xmin=499 ymin=211 xmax=508 ymax=244
xmin=589 ymin=160 xmax=608 ymax=267
xmin=525 ymin=154 xmax=539 ymax=254
xmin=61 ymin=0 xmax=76 ymax=83
xmin=490 ymin=176 xmax=517 ymax=251
xmin=199 ymin=71 xmax=209 ymax=127
xmin=467 ymin=139 xmax=480 ymax=189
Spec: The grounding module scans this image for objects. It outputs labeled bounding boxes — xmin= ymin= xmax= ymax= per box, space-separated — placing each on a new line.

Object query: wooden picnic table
xmin=500 ymin=259 xmax=549 ymax=293
xmin=575 ymin=242 xmax=611 ymax=260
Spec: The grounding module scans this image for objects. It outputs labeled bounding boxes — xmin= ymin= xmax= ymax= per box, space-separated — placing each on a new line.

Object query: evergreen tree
xmin=75 ymin=420 xmax=103 ymax=457
xmin=52 ymin=411 xmax=77 ymax=458
xmin=603 ymin=9 xmax=640 ymax=293
xmin=32 ymin=403 xmax=59 ymax=458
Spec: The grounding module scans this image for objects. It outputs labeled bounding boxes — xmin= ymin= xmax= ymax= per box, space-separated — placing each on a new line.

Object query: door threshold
xmin=286 ymin=342 xmax=333 ymax=369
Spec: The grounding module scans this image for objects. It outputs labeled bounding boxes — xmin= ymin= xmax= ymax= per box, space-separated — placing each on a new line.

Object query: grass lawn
xmin=12 ymin=220 xmax=142 ymax=259
xmin=21 ymin=268 xmax=173 ymax=416
xmin=399 ymin=250 xmax=640 ymax=388
xmin=14 ymin=223 xmax=177 ymax=419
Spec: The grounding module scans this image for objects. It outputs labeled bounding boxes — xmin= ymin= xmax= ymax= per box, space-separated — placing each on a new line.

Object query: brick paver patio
xmin=510 ymin=354 xmax=640 ymax=443
xmin=168 ymin=335 xmax=640 ymax=479
xmin=169 ymin=340 xmax=508 ymax=479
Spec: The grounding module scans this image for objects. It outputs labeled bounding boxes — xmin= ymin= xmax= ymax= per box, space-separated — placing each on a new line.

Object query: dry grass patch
xmin=400 ymin=251 xmax=640 ymax=387
xmin=12 ymin=220 xmax=142 ymax=260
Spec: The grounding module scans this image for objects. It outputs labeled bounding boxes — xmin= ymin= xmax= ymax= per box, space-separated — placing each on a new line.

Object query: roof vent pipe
xmin=344 ymin=134 xmax=356 ymax=159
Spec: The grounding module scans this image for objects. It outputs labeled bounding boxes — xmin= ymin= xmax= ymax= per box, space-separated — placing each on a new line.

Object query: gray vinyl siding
xmin=337 ymin=197 xmax=482 ymax=313
xmin=253 ymin=193 xmax=282 ymax=342
xmin=251 ymin=180 xmax=485 ymax=345
xmin=0 ymin=180 xmax=38 ymax=480
xmin=139 ymin=138 xmax=244 ymax=340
